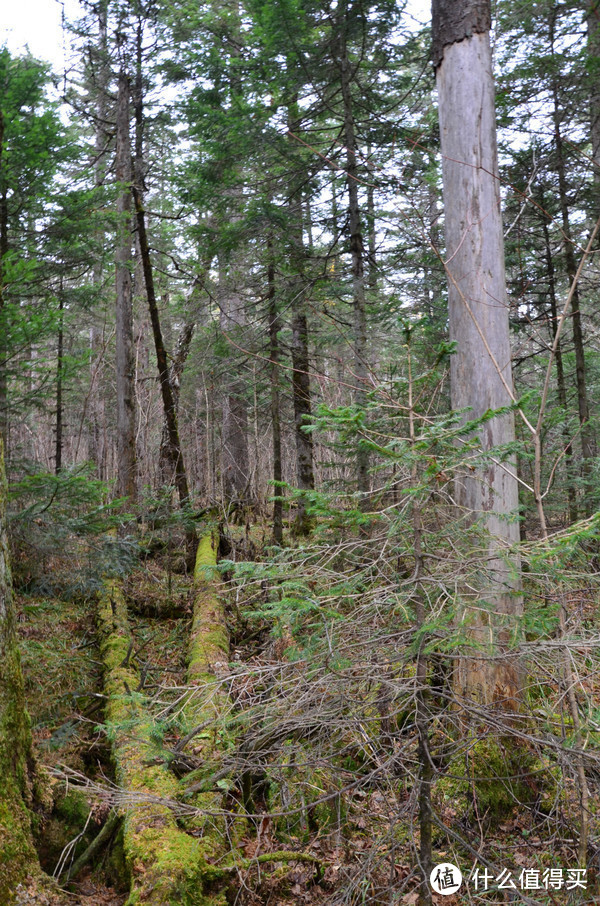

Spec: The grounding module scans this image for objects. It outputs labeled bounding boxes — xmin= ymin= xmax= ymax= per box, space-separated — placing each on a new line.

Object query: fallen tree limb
xmin=208 ymin=849 xmax=322 ymax=878
xmin=64 ymin=808 xmax=121 ymax=882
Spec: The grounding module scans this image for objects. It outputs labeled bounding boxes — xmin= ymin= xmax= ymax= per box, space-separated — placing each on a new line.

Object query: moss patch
xmin=437 ymin=734 xmax=555 ymax=826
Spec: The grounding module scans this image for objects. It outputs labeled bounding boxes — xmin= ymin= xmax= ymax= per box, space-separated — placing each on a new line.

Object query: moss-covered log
xmin=189 ymin=529 xmax=228 ymax=687
xmin=97 ymin=575 xmax=227 ymax=905
xmin=183 ymin=529 xmax=233 ymax=846
xmin=0 ymin=438 xmax=40 ymax=900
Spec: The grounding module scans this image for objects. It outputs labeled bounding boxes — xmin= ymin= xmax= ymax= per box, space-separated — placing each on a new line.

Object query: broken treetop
xmin=431 ymin=0 xmax=492 ymax=69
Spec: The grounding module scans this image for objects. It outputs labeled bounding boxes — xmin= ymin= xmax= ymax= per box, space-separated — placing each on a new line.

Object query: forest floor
xmin=12 ymin=524 xmax=600 ymax=906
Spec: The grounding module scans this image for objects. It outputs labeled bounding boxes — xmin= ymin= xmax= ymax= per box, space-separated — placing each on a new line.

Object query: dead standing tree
xmin=432 ymin=0 xmax=522 ymax=709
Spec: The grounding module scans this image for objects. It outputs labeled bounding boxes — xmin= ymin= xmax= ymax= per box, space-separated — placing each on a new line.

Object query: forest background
xmin=1 ymin=0 xmax=600 ymax=904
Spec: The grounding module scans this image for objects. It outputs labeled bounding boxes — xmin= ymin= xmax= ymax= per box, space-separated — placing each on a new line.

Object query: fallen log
xmin=181 ymin=529 xmax=234 ymax=844
xmin=97 ymin=575 xmax=228 ymax=905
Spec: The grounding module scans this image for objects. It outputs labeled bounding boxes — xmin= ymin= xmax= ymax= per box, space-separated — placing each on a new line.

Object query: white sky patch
xmin=404 ymin=0 xmax=430 ymax=29
xmin=0 ymin=0 xmax=80 ymax=68
xmin=3 ymin=0 xmax=432 ymax=70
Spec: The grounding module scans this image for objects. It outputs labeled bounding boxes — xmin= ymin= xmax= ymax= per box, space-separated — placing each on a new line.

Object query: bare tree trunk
xmin=133 ymin=193 xmax=191 ymax=508
xmin=157 ymin=272 xmax=210 ymax=489
xmin=219 ymin=263 xmax=250 ymax=508
xmin=588 ymin=0 xmax=600 ymax=197
xmin=88 ymin=0 xmax=109 ymax=478
xmin=541 ymin=213 xmax=577 ymax=524
xmin=114 ymin=70 xmax=137 ymax=502
xmin=366 ymin=146 xmax=377 ymax=294
xmin=290 ymin=303 xmax=314 ymax=531
xmin=267 ymin=241 xmax=283 ymax=544
xmin=433 ymin=0 xmax=522 ymax=708
xmin=130 ymin=22 xmax=190 ymax=511
xmin=158 ymin=319 xmax=195 ymax=484
xmin=0 ymin=107 xmax=8 ymax=451
xmin=55 ymin=293 xmax=64 ymax=474
xmin=337 ymin=12 xmax=370 ymax=506
xmin=287 ymin=106 xmax=315 ymax=535
xmin=548 ymin=13 xmax=596 ymax=510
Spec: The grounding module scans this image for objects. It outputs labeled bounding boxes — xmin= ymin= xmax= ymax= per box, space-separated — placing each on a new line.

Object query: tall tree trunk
xmin=366 ymin=146 xmax=377 ymax=294
xmin=219 ymin=262 xmax=250 ymax=508
xmin=267 ymin=241 xmax=283 ymax=545
xmin=549 ymin=12 xmax=596 ymax=510
xmin=541 ymin=213 xmax=577 ymax=524
xmin=433 ymin=0 xmax=522 ymax=709
xmin=157 ymin=271 xmax=210 ymax=488
xmin=88 ymin=0 xmax=109 ymax=478
xmin=55 ymin=293 xmax=64 ymax=474
xmin=287 ymin=106 xmax=315 ymax=535
xmin=158 ymin=319 xmax=195 ymax=485
xmin=336 ymin=10 xmax=370 ymax=506
xmin=132 ymin=194 xmax=191 ymax=508
xmin=130 ymin=22 xmax=190 ymax=510
xmin=588 ymin=0 xmax=600 ymax=198
xmin=114 ymin=70 xmax=137 ymax=502
xmin=0 ymin=106 xmax=8 ymax=452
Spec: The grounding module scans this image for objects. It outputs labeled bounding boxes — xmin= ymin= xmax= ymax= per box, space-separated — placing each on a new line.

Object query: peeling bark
xmin=434 ymin=4 xmax=522 ymax=709
xmin=432 ymin=0 xmax=490 ymax=69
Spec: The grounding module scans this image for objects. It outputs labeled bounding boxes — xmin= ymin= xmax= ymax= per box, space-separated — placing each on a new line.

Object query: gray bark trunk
xmin=435 ymin=15 xmax=522 ymax=707
xmin=219 ymin=265 xmax=250 ymax=507
xmin=548 ymin=11 xmax=596 ymax=509
xmin=589 ymin=0 xmax=600 ymax=198
xmin=114 ymin=70 xmax=137 ymax=502
xmin=541 ymin=212 xmax=577 ymax=524
xmin=267 ymin=245 xmax=283 ymax=545
xmin=88 ymin=0 xmax=109 ymax=478
xmin=337 ymin=16 xmax=370 ymax=505
xmin=287 ymin=104 xmax=315 ymax=534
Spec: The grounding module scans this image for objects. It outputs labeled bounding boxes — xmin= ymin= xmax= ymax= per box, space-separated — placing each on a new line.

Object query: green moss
xmin=122 ymin=822 xmax=227 ymax=906
xmin=98 ymin=577 xmax=229 ymax=905
xmin=0 ymin=795 xmax=37 ymax=901
xmin=0 ymin=462 xmax=40 ymax=893
xmin=105 ymin=823 xmax=129 ymax=890
xmin=36 ymin=788 xmax=95 ymax=868
xmin=194 ymin=530 xmax=218 ymax=582
xmin=55 ymin=789 xmax=89 ymax=825
xmin=436 ymin=735 xmax=555 ymax=826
